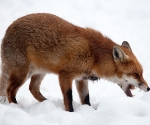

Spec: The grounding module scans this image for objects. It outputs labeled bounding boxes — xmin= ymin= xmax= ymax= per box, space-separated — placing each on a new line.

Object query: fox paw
xmin=0 ymin=96 xmax=9 ymax=104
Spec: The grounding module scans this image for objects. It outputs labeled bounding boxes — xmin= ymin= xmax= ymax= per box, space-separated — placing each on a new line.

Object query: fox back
xmin=1 ymin=13 xmax=149 ymax=111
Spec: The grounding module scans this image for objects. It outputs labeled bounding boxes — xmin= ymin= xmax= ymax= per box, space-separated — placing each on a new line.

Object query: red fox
xmin=0 ymin=13 xmax=149 ymax=111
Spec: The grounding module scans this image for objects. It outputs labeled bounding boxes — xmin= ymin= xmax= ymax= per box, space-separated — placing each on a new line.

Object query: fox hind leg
xmin=7 ymin=71 xmax=28 ymax=103
xmin=29 ymin=74 xmax=46 ymax=102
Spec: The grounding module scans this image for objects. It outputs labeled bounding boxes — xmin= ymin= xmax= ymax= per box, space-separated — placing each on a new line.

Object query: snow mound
xmin=1 ymin=97 xmax=150 ymax=125
xmin=86 ymin=97 xmax=150 ymax=125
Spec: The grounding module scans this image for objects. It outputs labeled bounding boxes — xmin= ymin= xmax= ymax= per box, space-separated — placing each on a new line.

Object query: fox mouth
xmin=125 ymin=84 xmax=136 ymax=97
xmin=124 ymin=84 xmax=150 ymax=97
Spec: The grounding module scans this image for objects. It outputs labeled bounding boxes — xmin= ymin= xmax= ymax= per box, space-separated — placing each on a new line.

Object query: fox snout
xmin=139 ymin=84 xmax=150 ymax=92
xmin=147 ymin=87 xmax=150 ymax=91
xmin=120 ymin=74 xmax=149 ymax=97
xmin=138 ymin=79 xmax=149 ymax=92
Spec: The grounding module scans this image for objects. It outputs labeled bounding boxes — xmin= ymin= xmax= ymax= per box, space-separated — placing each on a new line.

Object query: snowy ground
xmin=0 ymin=0 xmax=150 ymax=125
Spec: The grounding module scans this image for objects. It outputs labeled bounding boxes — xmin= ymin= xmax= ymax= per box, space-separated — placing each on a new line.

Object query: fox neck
xmin=84 ymin=28 xmax=119 ymax=79
xmin=92 ymin=47 xmax=118 ymax=79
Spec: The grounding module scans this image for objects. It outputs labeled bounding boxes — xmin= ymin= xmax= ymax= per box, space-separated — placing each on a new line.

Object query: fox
xmin=0 ymin=13 xmax=149 ymax=111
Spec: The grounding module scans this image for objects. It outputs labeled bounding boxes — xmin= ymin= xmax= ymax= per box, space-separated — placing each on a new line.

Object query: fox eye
xmin=134 ymin=73 xmax=139 ymax=78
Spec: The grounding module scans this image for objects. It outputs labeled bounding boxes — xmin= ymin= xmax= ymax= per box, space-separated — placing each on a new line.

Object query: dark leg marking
xmin=66 ymin=89 xmax=74 ymax=112
xmin=84 ymin=94 xmax=91 ymax=106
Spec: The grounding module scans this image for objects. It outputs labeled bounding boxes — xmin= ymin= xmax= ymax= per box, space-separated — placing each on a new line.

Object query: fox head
xmin=112 ymin=41 xmax=149 ymax=97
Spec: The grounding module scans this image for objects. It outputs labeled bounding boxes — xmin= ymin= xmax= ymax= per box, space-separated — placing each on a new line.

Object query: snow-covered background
xmin=0 ymin=0 xmax=150 ymax=125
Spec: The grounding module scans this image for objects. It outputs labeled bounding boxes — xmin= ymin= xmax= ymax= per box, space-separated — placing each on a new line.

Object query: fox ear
xmin=113 ymin=46 xmax=129 ymax=62
xmin=121 ymin=41 xmax=132 ymax=51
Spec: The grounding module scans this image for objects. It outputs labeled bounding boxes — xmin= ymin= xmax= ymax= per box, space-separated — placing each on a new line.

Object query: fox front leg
xmin=75 ymin=79 xmax=90 ymax=106
xmin=59 ymin=72 xmax=74 ymax=112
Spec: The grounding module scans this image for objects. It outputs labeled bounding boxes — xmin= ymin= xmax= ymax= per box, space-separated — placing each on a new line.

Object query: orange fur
xmin=1 ymin=13 xmax=149 ymax=111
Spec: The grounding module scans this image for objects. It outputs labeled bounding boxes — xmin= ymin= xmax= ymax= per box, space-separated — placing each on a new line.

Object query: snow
xmin=0 ymin=0 xmax=150 ymax=125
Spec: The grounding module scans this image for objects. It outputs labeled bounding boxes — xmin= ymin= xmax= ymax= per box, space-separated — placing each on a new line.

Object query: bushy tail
xmin=0 ymin=63 xmax=9 ymax=104
xmin=0 ymin=73 xmax=9 ymax=104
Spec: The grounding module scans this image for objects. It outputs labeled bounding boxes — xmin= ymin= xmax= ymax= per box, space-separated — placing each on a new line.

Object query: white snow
xmin=0 ymin=0 xmax=150 ymax=125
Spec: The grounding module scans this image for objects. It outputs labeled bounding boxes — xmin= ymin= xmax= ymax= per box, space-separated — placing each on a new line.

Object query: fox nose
xmin=147 ymin=87 xmax=150 ymax=91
